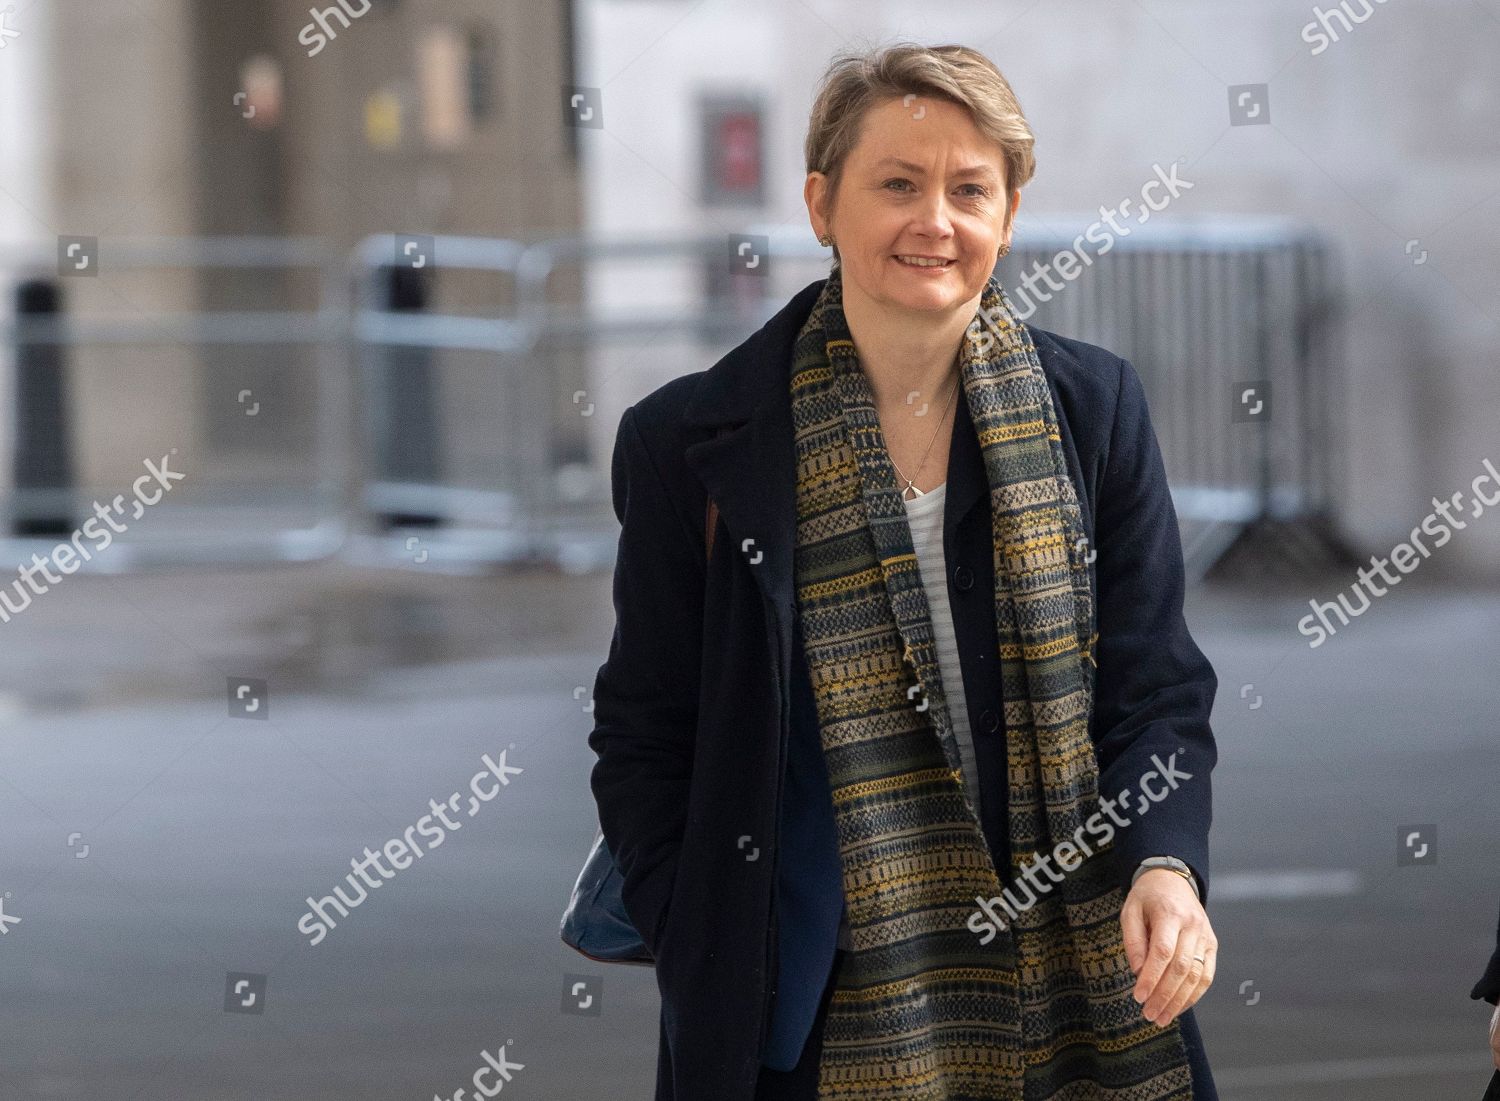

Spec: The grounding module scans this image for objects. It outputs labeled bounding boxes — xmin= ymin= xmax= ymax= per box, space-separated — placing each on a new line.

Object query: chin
xmin=846 ymin=260 xmax=981 ymax=313
xmin=883 ymin=276 xmax=977 ymax=313
xmin=888 ymin=287 xmax=957 ymax=312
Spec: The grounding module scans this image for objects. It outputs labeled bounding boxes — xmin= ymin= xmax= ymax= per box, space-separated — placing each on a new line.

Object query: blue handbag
xmin=561 ymin=448 xmax=727 ymax=966
xmin=559 ymin=827 xmax=654 ymax=965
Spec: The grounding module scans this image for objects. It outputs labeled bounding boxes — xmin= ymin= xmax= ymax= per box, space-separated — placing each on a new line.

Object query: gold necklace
xmin=889 ymin=369 xmax=959 ymax=501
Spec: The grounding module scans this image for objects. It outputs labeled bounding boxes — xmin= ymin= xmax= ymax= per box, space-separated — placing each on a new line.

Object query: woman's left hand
xmin=1488 ymin=1000 xmax=1499 ymax=1070
xmin=1120 ymin=868 xmax=1218 ymax=1027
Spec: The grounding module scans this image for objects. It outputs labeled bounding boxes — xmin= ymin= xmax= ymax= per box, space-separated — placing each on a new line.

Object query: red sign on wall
xmin=701 ymin=96 xmax=765 ymax=206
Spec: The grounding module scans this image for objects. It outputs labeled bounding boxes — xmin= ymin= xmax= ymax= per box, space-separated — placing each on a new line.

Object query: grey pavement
xmin=0 ymin=559 xmax=1495 ymax=1099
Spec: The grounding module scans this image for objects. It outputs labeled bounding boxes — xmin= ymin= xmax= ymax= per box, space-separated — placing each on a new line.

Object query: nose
xmin=908 ymin=188 xmax=956 ymax=241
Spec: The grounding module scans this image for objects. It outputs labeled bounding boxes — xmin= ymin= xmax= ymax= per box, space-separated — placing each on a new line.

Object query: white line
xmin=1209 ymin=869 xmax=1363 ymax=901
xmin=1215 ymin=1051 xmax=1487 ymax=1088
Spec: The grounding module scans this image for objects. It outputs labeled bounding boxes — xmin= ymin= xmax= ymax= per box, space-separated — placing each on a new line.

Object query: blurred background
xmin=0 ymin=0 xmax=1497 ymax=1097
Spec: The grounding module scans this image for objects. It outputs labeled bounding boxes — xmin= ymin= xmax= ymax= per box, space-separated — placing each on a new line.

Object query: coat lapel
xmin=682 ymin=277 xmax=989 ymax=632
xmin=682 ymin=280 xmax=821 ymax=628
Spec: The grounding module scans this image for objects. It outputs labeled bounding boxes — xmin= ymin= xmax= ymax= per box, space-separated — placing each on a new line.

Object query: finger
xmin=1158 ymin=936 xmax=1215 ymax=1024
xmin=1195 ymin=940 xmax=1218 ymax=1006
xmin=1143 ymin=931 xmax=1203 ymax=1026
xmin=1133 ymin=915 xmax=1183 ymax=1008
xmin=1120 ymin=899 xmax=1149 ymax=976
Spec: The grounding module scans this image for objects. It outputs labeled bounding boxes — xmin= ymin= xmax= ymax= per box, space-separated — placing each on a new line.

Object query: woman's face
xmin=805 ymin=94 xmax=1019 ymax=318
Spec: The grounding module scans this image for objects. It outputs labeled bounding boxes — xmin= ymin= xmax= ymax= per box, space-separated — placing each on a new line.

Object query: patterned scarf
xmin=789 ymin=266 xmax=1194 ymax=1098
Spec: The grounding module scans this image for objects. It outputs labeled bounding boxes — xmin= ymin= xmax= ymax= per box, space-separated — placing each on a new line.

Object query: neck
xmin=838 ymin=271 xmax=980 ymax=409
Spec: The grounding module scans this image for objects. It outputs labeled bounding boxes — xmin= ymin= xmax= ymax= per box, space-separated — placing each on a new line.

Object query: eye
xmin=883 ymin=178 xmax=913 ymax=192
xmin=959 ymin=184 xmax=989 ymax=198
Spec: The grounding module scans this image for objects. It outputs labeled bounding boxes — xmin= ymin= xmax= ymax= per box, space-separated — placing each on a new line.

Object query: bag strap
xmin=705 ymin=498 xmax=720 ymax=563
xmin=703 ymin=425 xmax=731 ymax=563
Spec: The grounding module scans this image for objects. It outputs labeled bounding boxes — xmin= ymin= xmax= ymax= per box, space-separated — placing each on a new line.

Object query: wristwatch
xmin=1133 ymin=855 xmax=1200 ymax=900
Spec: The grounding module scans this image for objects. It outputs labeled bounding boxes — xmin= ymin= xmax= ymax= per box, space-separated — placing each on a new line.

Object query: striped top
xmin=836 ymin=480 xmax=979 ymax=950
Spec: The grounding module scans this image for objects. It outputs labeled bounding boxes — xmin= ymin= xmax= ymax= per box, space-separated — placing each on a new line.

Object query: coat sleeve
xmin=1473 ymin=903 xmax=1500 ymax=1006
xmin=587 ymin=404 xmax=702 ymax=958
xmin=1088 ymin=355 xmax=1219 ymax=905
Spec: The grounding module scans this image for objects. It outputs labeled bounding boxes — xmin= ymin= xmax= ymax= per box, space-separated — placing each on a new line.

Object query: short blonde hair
xmin=804 ymin=42 xmax=1036 ymax=262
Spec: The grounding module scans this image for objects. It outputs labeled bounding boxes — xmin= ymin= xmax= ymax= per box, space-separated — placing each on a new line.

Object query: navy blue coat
xmin=1475 ymin=904 xmax=1500 ymax=1006
xmin=588 ymin=277 xmax=1221 ymax=1100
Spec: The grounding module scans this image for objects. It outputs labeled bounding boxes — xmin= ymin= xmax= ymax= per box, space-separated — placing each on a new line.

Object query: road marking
xmin=1208 ymin=869 xmax=1362 ymax=901
xmin=1216 ymin=1051 xmax=1486 ymax=1088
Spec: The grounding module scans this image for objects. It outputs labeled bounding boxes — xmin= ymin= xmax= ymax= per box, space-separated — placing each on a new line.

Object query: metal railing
xmin=0 ymin=236 xmax=352 ymax=570
xmin=0 ymin=224 xmax=1351 ymax=577
xmin=1000 ymin=217 xmax=1353 ymax=579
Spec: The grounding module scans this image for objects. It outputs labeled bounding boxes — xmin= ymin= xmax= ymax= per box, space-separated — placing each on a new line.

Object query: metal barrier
xmin=346 ymin=234 xmax=537 ymax=569
xmin=481 ymin=223 xmax=1352 ymax=578
xmin=0 ymin=237 xmax=352 ymax=570
xmin=1000 ymin=218 xmax=1356 ymax=579
xmin=345 ymin=229 xmax=832 ymax=572
xmin=0 ymin=224 xmax=1352 ymax=577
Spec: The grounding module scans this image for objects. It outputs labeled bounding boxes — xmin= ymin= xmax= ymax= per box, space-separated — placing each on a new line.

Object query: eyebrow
xmin=873 ymin=156 xmax=999 ymax=181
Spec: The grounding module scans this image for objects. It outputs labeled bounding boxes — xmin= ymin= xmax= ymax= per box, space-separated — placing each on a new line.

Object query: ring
xmin=1192 ymin=955 xmax=1206 ymax=963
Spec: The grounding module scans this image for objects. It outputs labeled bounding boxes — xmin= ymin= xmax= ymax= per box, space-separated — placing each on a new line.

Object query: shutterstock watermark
xmin=297 ymin=749 xmax=523 ymax=946
xmin=1298 ymin=457 xmax=1500 ymax=647
xmin=0 ymin=452 xmax=185 ymax=624
xmin=0 ymin=7 xmax=22 ymax=49
xmin=298 ymin=0 xmax=376 ymax=58
xmin=1301 ymin=0 xmax=1397 ymax=56
xmin=969 ymin=162 xmax=1195 ymax=331
xmin=968 ymin=751 xmax=1194 ymax=943
xmin=436 ymin=1039 xmax=525 ymax=1099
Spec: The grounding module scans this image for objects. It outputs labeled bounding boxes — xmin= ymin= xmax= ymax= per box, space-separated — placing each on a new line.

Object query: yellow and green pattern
xmin=790 ymin=267 xmax=1194 ymax=1099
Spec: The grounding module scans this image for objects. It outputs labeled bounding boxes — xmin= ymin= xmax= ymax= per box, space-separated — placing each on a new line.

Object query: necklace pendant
xmin=902 ymin=480 xmax=923 ymax=500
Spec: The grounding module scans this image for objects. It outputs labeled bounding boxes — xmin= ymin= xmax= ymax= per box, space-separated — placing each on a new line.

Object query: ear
xmin=804 ymin=172 xmax=829 ymax=237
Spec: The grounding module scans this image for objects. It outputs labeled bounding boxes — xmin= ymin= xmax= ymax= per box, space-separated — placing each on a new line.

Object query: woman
xmin=588 ymin=43 xmax=1220 ymax=1100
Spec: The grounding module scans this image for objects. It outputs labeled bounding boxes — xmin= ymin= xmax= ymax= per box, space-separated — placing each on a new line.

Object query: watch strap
xmin=1133 ymin=855 xmax=1200 ymax=900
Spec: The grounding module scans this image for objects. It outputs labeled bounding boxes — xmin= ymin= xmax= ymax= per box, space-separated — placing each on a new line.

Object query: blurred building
xmin=582 ymin=0 xmax=1500 ymax=575
xmin=1 ymin=1 xmax=1498 ymax=575
xmin=1 ymin=0 xmax=584 ymax=529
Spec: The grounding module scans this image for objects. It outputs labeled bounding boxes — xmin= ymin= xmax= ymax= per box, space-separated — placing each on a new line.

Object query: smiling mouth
xmin=894 ymin=255 xmax=956 ymax=269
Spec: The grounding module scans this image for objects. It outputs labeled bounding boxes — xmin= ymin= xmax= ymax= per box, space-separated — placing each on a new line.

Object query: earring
xmin=998 ymin=242 xmax=1011 ymax=258
xmin=818 ymin=234 xmax=833 ymax=247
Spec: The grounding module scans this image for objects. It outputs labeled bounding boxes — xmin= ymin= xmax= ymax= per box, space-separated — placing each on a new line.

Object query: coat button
xmin=952 ymin=564 xmax=974 ymax=591
xmin=979 ymin=708 xmax=999 ymax=733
